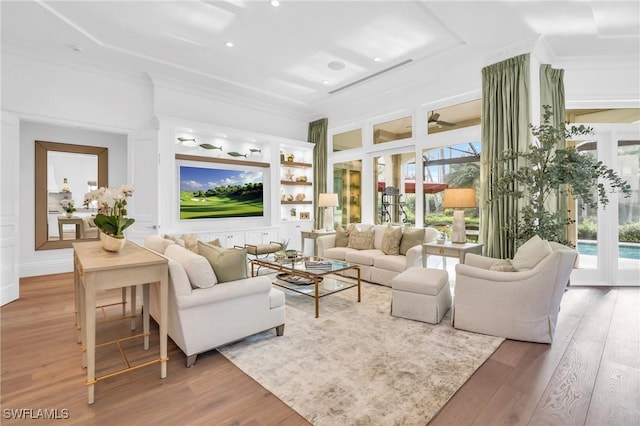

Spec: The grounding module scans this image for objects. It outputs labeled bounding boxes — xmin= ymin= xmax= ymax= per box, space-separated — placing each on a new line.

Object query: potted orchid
xmin=84 ymin=184 xmax=135 ymax=251
xmin=60 ymin=199 xmax=76 ymax=217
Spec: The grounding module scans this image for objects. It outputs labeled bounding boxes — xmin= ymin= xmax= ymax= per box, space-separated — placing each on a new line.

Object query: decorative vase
xmin=66 ymin=212 xmax=73 ymax=218
xmin=100 ymin=233 xmax=126 ymax=252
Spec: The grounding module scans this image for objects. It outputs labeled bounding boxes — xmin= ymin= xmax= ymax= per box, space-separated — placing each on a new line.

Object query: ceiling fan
xmin=428 ymin=112 xmax=456 ymax=127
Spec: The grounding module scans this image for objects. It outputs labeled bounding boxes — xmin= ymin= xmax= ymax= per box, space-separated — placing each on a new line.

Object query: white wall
xmin=19 ymin=122 xmax=128 ymax=276
xmin=2 ymin=52 xmax=311 ymax=278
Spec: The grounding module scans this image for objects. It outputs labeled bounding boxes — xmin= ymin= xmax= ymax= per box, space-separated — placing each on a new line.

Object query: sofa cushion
xmin=165 ymin=244 xmax=217 ymax=289
xmin=399 ymin=227 xmax=425 ymax=255
xmin=345 ymin=249 xmax=385 ymax=266
xmin=373 ymin=255 xmax=407 ymax=273
xmin=323 ymin=247 xmax=356 ymax=261
xmin=144 ymin=234 xmax=175 ymax=255
xmin=381 ymin=225 xmax=402 ymax=255
xmin=348 ymin=227 xmax=375 ymax=250
xmin=512 ymin=235 xmax=552 ymax=271
xmin=198 ymin=241 xmax=248 ymax=283
xmin=489 ymin=259 xmax=516 ymax=272
xmin=335 ymin=225 xmax=351 ymax=247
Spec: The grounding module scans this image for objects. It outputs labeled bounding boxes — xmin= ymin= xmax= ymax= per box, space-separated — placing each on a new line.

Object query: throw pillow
xmin=489 ymin=259 xmax=516 ymax=272
xmin=181 ymin=233 xmax=199 ymax=253
xmin=335 ymin=225 xmax=350 ymax=247
xmin=164 ymin=234 xmax=186 ymax=248
xmin=399 ymin=227 xmax=425 ymax=255
xmin=381 ymin=225 xmax=402 ymax=255
xmin=347 ymin=227 xmax=375 ymax=250
xmin=198 ymin=241 xmax=248 ymax=283
xmin=165 ymin=244 xmax=217 ymax=289
xmin=511 ymin=235 xmax=553 ymax=271
xmin=207 ymin=238 xmax=222 ymax=247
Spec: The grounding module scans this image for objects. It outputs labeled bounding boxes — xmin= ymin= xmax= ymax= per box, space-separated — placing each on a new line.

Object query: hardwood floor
xmin=1 ymin=274 xmax=638 ymax=425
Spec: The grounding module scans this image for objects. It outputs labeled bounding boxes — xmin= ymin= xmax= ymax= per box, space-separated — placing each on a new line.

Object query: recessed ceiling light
xmin=271 ymin=0 xmax=280 ymax=6
xmin=328 ymin=61 xmax=345 ymax=71
xmin=373 ymin=57 xmax=381 ymax=62
xmin=225 ymin=41 xmax=234 ymax=48
xmin=322 ymin=80 xmax=329 ymax=85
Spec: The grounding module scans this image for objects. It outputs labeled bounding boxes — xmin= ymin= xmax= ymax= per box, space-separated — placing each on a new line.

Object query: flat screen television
xmin=179 ymin=165 xmax=264 ymax=220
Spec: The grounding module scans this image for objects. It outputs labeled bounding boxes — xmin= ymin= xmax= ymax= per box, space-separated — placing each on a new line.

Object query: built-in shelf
xmin=280 ymin=161 xmax=312 ymax=168
xmin=281 ymin=180 xmax=312 ymax=186
xmin=281 ymin=201 xmax=313 ymax=205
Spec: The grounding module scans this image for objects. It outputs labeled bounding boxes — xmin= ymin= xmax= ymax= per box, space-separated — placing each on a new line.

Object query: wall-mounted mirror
xmin=35 ymin=141 xmax=108 ymax=250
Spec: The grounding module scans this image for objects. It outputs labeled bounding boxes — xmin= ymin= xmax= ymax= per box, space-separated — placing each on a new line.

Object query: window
xmin=422 ymin=142 xmax=481 ymax=231
xmin=333 ymin=129 xmax=362 ymax=152
xmin=373 ymin=116 xmax=412 ymax=144
xmin=374 ymin=152 xmax=416 ymax=225
xmin=427 ymin=99 xmax=481 ymax=135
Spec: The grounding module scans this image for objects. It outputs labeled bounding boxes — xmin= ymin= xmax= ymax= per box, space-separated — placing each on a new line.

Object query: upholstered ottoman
xmin=390 ymin=267 xmax=451 ymax=324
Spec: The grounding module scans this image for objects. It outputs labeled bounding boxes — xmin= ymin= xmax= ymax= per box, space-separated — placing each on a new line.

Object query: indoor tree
xmin=493 ymin=105 xmax=631 ymax=247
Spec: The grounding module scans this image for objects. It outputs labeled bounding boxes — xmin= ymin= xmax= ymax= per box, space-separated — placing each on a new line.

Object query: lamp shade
xmin=442 ymin=188 xmax=476 ymax=209
xmin=318 ymin=193 xmax=339 ymax=208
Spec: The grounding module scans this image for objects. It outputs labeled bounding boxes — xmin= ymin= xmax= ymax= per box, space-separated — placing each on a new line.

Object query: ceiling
xmin=2 ymin=1 xmax=639 ymax=116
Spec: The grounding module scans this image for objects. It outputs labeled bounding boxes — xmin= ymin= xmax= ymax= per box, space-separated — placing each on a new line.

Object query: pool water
xmin=577 ymin=241 xmax=640 ymax=260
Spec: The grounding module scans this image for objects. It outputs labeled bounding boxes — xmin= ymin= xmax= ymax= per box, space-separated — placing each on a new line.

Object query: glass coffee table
xmin=250 ymin=256 xmax=361 ymax=318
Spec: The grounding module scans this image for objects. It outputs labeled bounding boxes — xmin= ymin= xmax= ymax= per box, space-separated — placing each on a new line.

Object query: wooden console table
xmin=58 ymin=216 xmax=83 ymax=240
xmin=73 ymin=240 xmax=168 ymax=404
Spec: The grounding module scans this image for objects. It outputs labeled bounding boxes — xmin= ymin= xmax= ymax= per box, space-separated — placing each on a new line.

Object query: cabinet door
xmin=246 ymin=228 xmax=279 ymax=246
xmin=281 ymin=220 xmax=313 ymax=252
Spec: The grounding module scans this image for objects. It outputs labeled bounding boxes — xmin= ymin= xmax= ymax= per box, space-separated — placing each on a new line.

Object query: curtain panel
xmin=308 ymin=118 xmax=328 ymax=230
xmin=540 ymin=64 xmax=569 ymax=243
xmin=480 ymin=53 xmax=531 ymax=259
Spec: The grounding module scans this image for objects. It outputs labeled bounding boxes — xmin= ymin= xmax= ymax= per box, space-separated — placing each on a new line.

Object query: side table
xmin=300 ymin=230 xmax=336 ymax=256
xmin=422 ymin=241 xmax=483 ymax=268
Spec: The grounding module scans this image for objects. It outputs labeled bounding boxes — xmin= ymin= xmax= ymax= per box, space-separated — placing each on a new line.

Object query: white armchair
xmin=452 ymin=240 xmax=578 ymax=343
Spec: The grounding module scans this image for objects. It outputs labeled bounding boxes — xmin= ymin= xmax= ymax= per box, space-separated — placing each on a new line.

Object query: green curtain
xmin=540 ymin=64 xmax=568 ymax=243
xmin=308 ymin=118 xmax=328 ymax=230
xmin=480 ymin=54 xmax=531 ymax=258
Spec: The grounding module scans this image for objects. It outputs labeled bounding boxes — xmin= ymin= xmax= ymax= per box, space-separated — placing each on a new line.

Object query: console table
xmin=73 ymin=240 xmax=169 ymax=404
xmin=422 ymin=241 xmax=483 ymax=268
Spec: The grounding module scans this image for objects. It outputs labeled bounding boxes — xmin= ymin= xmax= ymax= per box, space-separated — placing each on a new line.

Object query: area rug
xmin=218 ymin=279 xmax=503 ymax=425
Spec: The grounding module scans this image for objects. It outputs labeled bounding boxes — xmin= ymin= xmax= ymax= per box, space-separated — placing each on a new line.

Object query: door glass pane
xmin=422 ymin=142 xmax=480 ymax=237
xmin=374 ymin=153 xmax=416 ymax=225
xmin=373 ymin=116 xmax=412 ymax=144
xmin=575 ymin=141 xmax=598 ymax=269
xmin=333 ymin=160 xmax=362 ymax=226
xmin=617 ymin=140 xmax=640 ymax=269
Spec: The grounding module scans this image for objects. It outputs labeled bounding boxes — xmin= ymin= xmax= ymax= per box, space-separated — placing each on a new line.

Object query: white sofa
xmin=452 ymin=237 xmax=578 ymax=343
xmin=316 ymin=224 xmax=440 ymax=286
xmin=144 ymin=235 xmax=286 ymax=367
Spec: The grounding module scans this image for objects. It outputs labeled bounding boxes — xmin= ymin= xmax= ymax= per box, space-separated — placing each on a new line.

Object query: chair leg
xmin=186 ymin=354 xmax=198 ymax=368
xmin=276 ymin=324 xmax=285 ymax=336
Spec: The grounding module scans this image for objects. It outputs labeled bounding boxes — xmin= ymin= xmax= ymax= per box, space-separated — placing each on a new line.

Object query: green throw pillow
xmin=198 ymin=241 xmax=248 ymax=283
xmin=399 ymin=227 xmax=425 ymax=255
xmin=381 ymin=225 xmax=402 ymax=255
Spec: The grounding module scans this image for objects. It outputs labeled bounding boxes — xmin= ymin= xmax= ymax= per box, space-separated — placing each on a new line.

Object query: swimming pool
xmin=577 ymin=241 xmax=640 ymax=260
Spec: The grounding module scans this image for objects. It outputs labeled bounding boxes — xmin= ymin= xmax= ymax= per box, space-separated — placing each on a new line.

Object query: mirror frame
xmin=35 ymin=141 xmax=108 ymax=250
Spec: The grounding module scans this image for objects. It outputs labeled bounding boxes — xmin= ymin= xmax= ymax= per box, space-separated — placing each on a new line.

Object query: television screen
xmin=179 ymin=165 xmax=264 ymax=219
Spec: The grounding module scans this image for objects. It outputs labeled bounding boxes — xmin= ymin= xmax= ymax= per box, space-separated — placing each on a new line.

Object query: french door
xmin=572 ymin=125 xmax=640 ymax=286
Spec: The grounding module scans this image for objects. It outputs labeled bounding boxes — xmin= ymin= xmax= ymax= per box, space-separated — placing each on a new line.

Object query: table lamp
xmin=442 ymin=188 xmax=476 ymax=243
xmin=318 ymin=193 xmax=339 ymax=232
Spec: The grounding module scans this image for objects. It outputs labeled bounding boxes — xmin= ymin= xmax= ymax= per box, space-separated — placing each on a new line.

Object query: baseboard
xmin=20 ymin=258 xmax=73 ymax=278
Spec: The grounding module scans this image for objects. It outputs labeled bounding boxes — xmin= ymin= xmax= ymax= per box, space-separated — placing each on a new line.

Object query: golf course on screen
xmin=179 ymin=166 xmax=264 ymax=219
